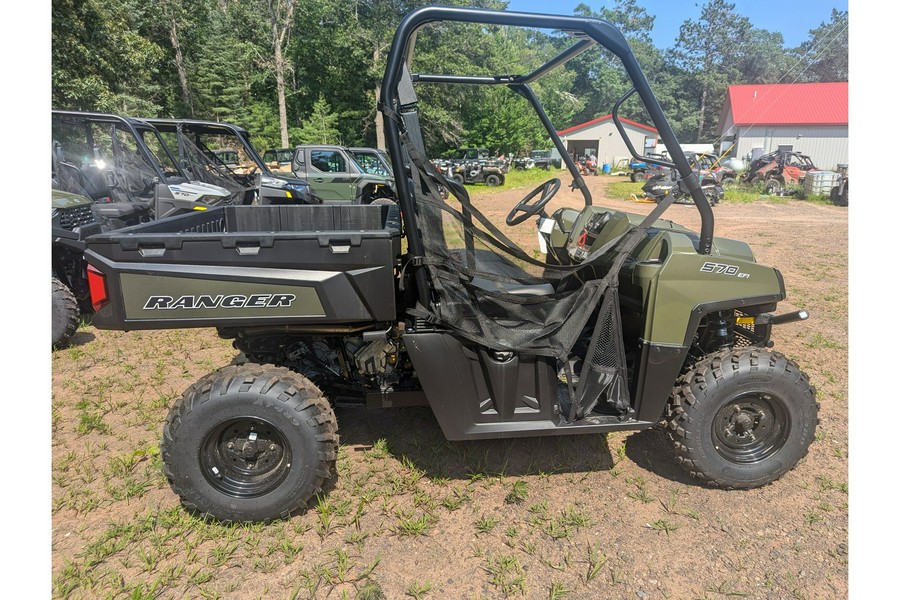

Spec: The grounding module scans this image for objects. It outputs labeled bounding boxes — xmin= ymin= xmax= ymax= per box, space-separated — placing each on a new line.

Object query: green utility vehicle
xmin=290 ymin=145 xmax=397 ymax=203
xmin=52 ymin=189 xmax=102 ymax=347
xmin=83 ymin=6 xmax=817 ymax=523
xmin=350 ymin=147 xmax=393 ymax=177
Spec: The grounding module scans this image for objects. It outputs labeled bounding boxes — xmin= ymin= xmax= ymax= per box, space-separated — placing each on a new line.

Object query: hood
xmin=261 ymin=174 xmax=311 ymax=189
xmin=52 ymin=189 xmax=93 ymax=209
xmin=168 ymin=181 xmax=231 ymax=199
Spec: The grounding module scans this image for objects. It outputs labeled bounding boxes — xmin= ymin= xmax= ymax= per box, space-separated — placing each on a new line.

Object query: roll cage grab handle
xmin=380 ymin=6 xmax=715 ymax=301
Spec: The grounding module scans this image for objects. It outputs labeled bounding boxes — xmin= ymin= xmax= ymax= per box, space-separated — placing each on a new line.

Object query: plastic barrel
xmin=602 ymin=163 xmax=611 ymax=174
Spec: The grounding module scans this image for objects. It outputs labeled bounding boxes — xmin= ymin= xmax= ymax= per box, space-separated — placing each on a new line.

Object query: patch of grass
xmin=505 ymin=480 xmax=529 ymax=505
xmin=816 ymin=475 xmax=849 ymax=494
xmin=365 ymin=438 xmax=391 ymax=460
xmin=440 ymin=487 xmax=471 ymax=512
xmin=606 ymin=180 xmax=646 ymax=201
xmin=475 ymin=514 xmax=500 ymax=535
xmin=626 ymin=476 xmax=655 ymax=504
xmin=646 ymin=519 xmax=681 ymax=536
xmin=395 ymin=511 xmax=434 ymax=537
xmin=467 ymin=167 xmax=567 ymax=197
xmin=482 ymin=553 xmax=527 ymax=597
xmin=804 ymin=333 xmax=847 ymax=350
xmin=548 ymin=582 xmax=572 ymax=599
xmin=406 ymin=580 xmax=433 ymax=599
xmin=584 ymin=542 xmax=608 ymax=583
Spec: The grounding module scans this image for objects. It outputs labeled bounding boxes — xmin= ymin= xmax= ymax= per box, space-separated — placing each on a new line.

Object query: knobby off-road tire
xmin=52 ymin=276 xmax=79 ymax=349
xmin=665 ymin=348 xmax=818 ymax=489
xmin=485 ymin=173 xmax=502 ymax=187
xmin=162 ymin=363 xmax=339 ymax=523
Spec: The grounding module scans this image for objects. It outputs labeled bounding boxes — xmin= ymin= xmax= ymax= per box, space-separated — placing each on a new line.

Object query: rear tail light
xmin=86 ymin=264 xmax=109 ymax=312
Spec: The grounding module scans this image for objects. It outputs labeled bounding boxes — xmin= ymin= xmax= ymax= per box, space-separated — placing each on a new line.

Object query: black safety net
xmin=392 ymin=90 xmax=678 ymax=419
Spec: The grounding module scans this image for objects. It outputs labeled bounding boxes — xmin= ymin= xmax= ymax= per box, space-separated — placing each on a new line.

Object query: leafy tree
xmin=52 ymin=0 xmax=167 ymax=115
xmin=795 ymin=9 xmax=848 ymax=82
xmin=294 ymin=96 xmax=342 ymax=145
xmin=672 ymin=0 xmax=752 ymax=142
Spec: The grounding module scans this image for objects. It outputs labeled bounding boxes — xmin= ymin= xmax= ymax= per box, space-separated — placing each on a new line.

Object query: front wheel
xmin=162 ymin=364 xmax=339 ymax=522
xmin=665 ymin=348 xmax=818 ymax=489
xmin=485 ymin=173 xmax=502 ymax=186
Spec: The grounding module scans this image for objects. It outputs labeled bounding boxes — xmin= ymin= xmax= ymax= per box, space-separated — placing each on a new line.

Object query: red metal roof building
xmin=717 ymin=82 xmax=848 ymax=169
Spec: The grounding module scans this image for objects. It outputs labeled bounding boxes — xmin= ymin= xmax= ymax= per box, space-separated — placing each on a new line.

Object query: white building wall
xmin=734 ymin=125 xmax=848 ymax=170
xmin=560 ymin=120 xmax=656 ymax=166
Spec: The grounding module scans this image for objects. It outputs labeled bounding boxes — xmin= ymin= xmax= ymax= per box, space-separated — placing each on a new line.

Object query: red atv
xmin=741 ymin=150 xmax=817 ymax=195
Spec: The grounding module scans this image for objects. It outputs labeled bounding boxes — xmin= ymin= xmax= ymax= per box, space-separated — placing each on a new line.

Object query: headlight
xmin=261 ymin=176 xmax=289 ymax=189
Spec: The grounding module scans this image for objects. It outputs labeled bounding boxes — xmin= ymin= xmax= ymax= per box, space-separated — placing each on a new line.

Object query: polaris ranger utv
xmin=82 ymin=6 xmax=817 ymax=523
xmin=52 ymin=111 xmax=236 ymax=225
xmin=143 ymin=118 xmax=319 ymax=206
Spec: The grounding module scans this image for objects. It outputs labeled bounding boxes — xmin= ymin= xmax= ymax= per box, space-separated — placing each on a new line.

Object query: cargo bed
xmin=84 ymin=204 xmax=401 ymax=330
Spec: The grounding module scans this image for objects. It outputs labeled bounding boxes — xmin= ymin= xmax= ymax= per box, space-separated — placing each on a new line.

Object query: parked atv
xmin=642 ymin=168 xmax=723 ymax=206
xmin=51 ymin=189 xmax=102 ymax=347
xmin=83 ymin=6 xmax=817 ymax=523
xmin=144 ymin=118 xmax=318 ymax=206
xmin=741 ymin=149 xmax=817 ymax=195
xmin=52 ymin=111 xmax=235 ymax=224
xmin=628 ymin=153 xmax=667 ymax=181
xmin=262 ymin=148 xmax=295 ymax=174
xmin=641 ymin=152 xmax=724 ymax=206
xmin=577 ymin=155 xmax=599 ymax=176
xmin=450 ymin=159 xmax=506 ymax=186
xmin=513 ymin=149 xmax=558 ymax=171
xmin=350 ymin=147 xmax=393 ymax=177
xmin=830 ymin=164 xmax=848 ymax=207
xmin=291 ymin=145 xmax=397 ymax=203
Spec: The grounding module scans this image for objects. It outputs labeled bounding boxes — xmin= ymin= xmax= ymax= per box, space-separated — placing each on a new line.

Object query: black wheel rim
xmin=712 ymin=393 xmax=789 ymax=464
xmin=200 ymin=417 xmax=292 ymax=498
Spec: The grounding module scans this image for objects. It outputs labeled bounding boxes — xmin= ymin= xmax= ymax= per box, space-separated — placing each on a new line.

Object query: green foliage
xmin=795 ymin=10 xmax=849 ymax=82
xmin=294 ymin=97 xmax=342 ymax=145
xmin=51 ymin=0 xmax=847 ymax=157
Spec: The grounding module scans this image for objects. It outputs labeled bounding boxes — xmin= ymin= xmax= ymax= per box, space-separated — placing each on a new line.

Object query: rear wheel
xmin=665 ymin=348 xmax=818 ymax=489
xmin=485 ymin=173 xmax=502 ymax=186
xmin=831 ymin=183 xmax=848 ymax=206
xmin=52 ymin=276 xmax=79 ymax=349
xmin=162 ymin=364 xmax=338 ymax=523
xmin=764 ymin=178 xmax=783 ymax=196
xmin=702 ymin=186 xmax=720 ymax=206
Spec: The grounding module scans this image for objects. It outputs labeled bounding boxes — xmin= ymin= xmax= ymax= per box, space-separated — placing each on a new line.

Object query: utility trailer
xmin=83 ymin=5 xmax=818 ymax=523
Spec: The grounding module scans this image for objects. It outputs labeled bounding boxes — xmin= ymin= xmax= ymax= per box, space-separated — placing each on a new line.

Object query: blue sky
xmin=505 ymin=1 xmax=848 ymax=49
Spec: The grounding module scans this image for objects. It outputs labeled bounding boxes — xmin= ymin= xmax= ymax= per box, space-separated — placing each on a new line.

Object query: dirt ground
xmin=51 ymin=177 xmax=848 ymax=599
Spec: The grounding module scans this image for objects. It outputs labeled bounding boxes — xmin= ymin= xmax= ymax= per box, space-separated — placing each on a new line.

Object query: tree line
xmin=52 ymin=0 xmax=848 ymax=156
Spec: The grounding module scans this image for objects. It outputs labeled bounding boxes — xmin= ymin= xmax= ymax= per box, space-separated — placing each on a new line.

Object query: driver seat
xmin=453 ymin=249 xmax=555 ymax=297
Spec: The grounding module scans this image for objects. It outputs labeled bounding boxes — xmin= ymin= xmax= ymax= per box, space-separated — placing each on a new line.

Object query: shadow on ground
xmin=336 ymin=404 xmax=616 ymax=480
xmin=58 ymin=330 xmax=96 ymax=349
xmin=624 ymin=428 xmax=697 ymax=486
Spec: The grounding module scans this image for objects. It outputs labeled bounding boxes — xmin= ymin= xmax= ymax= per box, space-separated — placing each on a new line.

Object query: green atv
xmin=82 ymin=6 xmax=817 ymax=523
xmin=52 ymin=189 xmax=102 ymax=347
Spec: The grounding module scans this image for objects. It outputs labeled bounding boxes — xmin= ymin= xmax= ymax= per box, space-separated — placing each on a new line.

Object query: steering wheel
xmin=506 ymin=178 xmax=560 ymax=226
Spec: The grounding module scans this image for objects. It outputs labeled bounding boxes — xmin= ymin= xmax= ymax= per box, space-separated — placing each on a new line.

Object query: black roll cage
xmin=52 ymin=110 xmax=188 ymax=184
xmin=142 ymin=118 xmax=274 ymax=177
xmin=380 ymin=5 xmax=715 ymax=305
